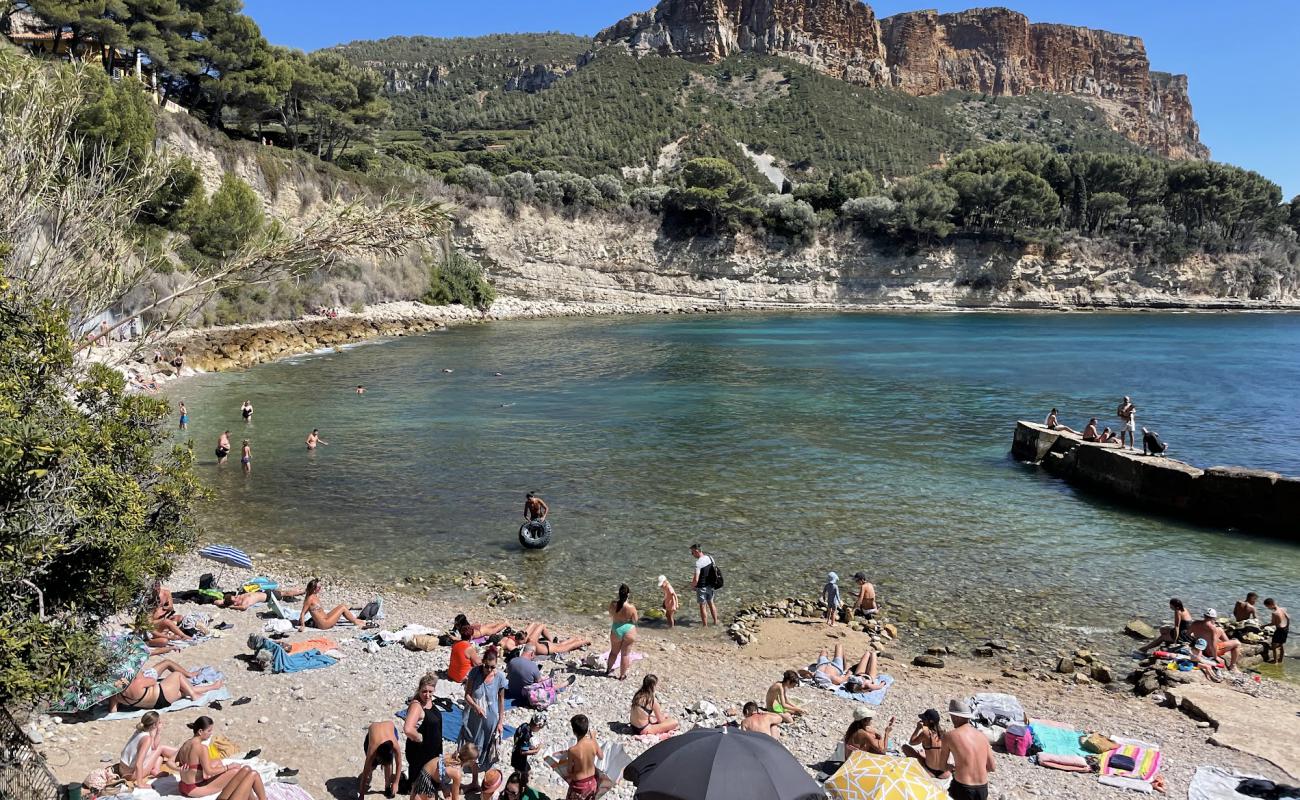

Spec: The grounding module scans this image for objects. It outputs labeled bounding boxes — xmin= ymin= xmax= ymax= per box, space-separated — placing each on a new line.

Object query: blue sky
xmin=242 ymin=1 xmax=1299 ymax=197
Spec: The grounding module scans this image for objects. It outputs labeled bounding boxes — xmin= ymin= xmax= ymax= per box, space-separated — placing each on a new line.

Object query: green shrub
xmin=74 ymin=70 xmax=156 ymax=165
xmin=422 ymin=250 xmax=496 ymax=308
xmin=140 ymin=157 xmax=203 ymax=228
xmin=182 ymin=173 xmax=265 ymax=259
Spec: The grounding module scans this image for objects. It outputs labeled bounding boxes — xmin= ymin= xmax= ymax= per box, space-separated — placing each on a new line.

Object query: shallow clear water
xmin=172 ymin=312 xmax=1300 ymax=655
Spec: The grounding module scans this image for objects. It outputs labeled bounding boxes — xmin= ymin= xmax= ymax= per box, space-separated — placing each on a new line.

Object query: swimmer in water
xmin=524 ymin=492 xmax=548 ymax=522
xmin=215 ymin=431 xmax=231 ymax=465
xmin=178 ymin=402 xmax=189 ymax=431
xmin=356 ymin=385 xmax=365 ymax=394
xmin=240 ymin=440 xmax=251 ymax=474
xmin=306 ymin=429 xmax=328 ymax=450
xmin=241 ymin=400 xmax=253 ymax=422
xmin=442 ymin=368 xmax=454 ymax=374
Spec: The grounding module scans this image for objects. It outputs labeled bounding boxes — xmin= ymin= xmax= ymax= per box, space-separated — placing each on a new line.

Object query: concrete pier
xmin=1012 ymin=422 xmax=1299 ymax=537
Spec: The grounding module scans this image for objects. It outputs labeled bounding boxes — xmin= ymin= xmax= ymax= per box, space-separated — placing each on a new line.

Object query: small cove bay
xmin=175 ymin=311 xmax=1300 ymax=657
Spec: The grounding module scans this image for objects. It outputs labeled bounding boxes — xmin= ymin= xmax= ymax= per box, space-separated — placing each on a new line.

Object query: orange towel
xmin=286 ymin=637 xmax=338 ymax=655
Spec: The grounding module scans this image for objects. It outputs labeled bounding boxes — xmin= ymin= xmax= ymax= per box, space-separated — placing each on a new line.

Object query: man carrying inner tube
xmin=524 ymin=492 xmax=549 ymax=522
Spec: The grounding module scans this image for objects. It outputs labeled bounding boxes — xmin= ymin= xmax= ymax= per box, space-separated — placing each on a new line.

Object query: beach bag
xmin=1082 ymin=733 xmax=1118 ymax=754
xmin=526 ymin=677 xmax=558 ymax=710
xmin=1003 ymin=724 xmax=1032 ymax=757
xmin=199 ymin=573 xmax=217 ymax=590
xmin=359 ymin=599 xmax=385 ymax=621
xmin=703 ymin=557 xmax=724 ymax=589
xmin=406 ymin=634 xmax=440 ymax=652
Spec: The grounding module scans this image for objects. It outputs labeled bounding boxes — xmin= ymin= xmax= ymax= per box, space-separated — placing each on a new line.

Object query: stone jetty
xmin=1012 ymin=421 xmax=1300 ymax=537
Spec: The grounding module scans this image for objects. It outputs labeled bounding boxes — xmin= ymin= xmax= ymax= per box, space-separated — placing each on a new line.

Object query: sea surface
xmin=171 ymin=312 xmax=1300 ymax=656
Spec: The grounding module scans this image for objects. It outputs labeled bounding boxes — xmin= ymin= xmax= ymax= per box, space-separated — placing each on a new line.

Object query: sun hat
xmin=852 ymin=706 xmax=875 ymax=721
xmin=947 ymin=699 xmax=973 ymax=719
xmin=1194 ymin=638 xmax=1209 ymax=651
xmin=1203 ymin=608 xmax=1218 ymax=619
xmin=920 ymin=709 xmax=941 ymax=725
xmin=657 ymin=575 xmax=667 ymax=587
xmin=827 ymin=572 xmax=839 ymax=583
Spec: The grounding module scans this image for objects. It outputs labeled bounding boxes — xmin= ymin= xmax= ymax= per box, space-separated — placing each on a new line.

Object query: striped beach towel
xmin=1100 ymin=744 xmax=1162 ymax=781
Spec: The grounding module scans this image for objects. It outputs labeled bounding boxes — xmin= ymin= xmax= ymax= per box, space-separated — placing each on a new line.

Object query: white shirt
xmin=120 ymin=729 xmax=150 ymax=767
xmin=694 ymin=555 xmax=712 ymax=580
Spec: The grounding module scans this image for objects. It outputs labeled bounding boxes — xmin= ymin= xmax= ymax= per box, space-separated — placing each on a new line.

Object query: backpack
xmin=705 ymin=557 xmax=724 ymax=589
xmin=525 ymin=677 xmax=557 ymax=710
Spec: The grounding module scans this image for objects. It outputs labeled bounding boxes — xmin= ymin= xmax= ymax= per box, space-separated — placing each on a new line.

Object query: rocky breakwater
xmin=727 ymin=596 xmax=899 ymax=646
xmin=598 ymin=0 xmax=1206 ymax=158
xmin=1011 ymin=421 xmax=1300 ymax=538
xmin=1122 ymin=616 xmax=1272 ymax=698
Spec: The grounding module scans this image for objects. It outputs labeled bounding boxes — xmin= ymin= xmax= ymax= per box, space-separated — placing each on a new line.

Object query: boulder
xmin=1054 ymin=657 xmax=1074 ymax=674
xmin=1124 ymin=620 xmax=1158 ymax=640
xmin=1090 ymin=664 xmax=1114 ymax=684
xmin=913 ymin=654 xmax=945 ymax=668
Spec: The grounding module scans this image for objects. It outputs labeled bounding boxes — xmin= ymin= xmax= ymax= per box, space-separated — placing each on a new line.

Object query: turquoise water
xmin=172 ymin=312 xmax=1300 ymax=654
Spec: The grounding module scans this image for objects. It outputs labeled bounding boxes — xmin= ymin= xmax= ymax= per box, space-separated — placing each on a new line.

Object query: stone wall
xmin=1012 ymin=422 xmax=1300 ymax=538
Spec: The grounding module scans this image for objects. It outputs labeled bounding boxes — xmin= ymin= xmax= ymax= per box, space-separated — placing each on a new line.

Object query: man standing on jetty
xmin=524 ymin=492 xmax=548 ymax=522
xmin=1117 ymin=396 xmax=1137 ymax=450
xmin=690 ymin=544 xmax=720 ymax=627
xmin=939 ymin=700 xmax=993 ymax=800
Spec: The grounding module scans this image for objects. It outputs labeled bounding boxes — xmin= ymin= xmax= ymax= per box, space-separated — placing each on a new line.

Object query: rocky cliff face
xmin=599 ymin=1 xmax=1207 ymax=159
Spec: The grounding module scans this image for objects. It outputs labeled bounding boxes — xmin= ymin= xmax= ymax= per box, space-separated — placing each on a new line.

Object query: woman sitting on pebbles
xmin=298 ymin=579 xmax=376 ymax=632
xmin=629 ymin=675 xmax=679 ymax=736
xmin=116 ymin=712 xmax=176 ymax=786
xmin=765 ymin=671 xmax=806 ymax=723
xmin=903 ymin=708 xmax=949 ymax=779
xmin=411 ymin=743 xmax=477 ymax=800
xmin=606 ymin=584 xmax=638 ymax=680
xmin=176 ymin=716 xmax=266 ymax=799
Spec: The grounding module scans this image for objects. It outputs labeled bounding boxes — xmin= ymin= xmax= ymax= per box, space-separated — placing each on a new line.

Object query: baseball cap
xmin=1203 ymin=608 xmax=1218 ymax=619
xmin=920 ymin=709 xmax=941 ymax=725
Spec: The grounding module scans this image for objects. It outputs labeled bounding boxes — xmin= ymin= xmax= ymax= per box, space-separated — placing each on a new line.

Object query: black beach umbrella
xmin=625 ymin=726 xmax=825 ymax=800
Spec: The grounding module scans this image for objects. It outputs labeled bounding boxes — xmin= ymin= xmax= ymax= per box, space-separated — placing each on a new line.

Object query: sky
xmin=242 ymin=1 xmax=1300 ymax=197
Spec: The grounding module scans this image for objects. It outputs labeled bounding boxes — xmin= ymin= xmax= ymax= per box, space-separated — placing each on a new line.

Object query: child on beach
xmin=823 ymin=572 xmax=841 ymax=627
xmin=657 ymin=575 xmax=679 ymax=628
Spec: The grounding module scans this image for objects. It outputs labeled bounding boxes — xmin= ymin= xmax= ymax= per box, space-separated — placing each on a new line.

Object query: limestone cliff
xmin=599 ymin=2 xmax=1207 ymax=159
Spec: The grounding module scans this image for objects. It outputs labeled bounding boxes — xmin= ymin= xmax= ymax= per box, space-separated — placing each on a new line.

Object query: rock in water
xmin=1125 ymin=620 xmax=1158 ymax=640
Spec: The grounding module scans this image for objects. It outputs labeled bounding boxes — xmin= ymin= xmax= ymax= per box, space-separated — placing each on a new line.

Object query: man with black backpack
xmin=690 ymin=544 xmax=722 ymax=627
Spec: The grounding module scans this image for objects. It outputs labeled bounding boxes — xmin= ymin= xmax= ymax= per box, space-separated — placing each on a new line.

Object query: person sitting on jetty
xmin=455 ymin=613 xmax=509 ymax=640
xmin=299 ymin=578 xmax=375 ymax=632
xmin=741 ymin=702 xmax=784 ymax=738
xmin=358 ymin=719 xmax=402 ymax=800
xmin=1044 ymin=409 xmax=1077 ymax=434
xmin=1138 ymin=598 xmax=1194 ymax=654
xmin=844 ymin=707 xmax=892 ymax=755
xmin=851 ymin=572 xmax=878 ymax=618
xmin=1264 ymin=598 xmax=1289 ymax=663
xmin=411 ymin=743 xmax=476 ymax=800
xmin=812 ymin=645 xmax=885 ymax=691
xmin=1081 ymin=418 xmax=1102 ymax=442
xmin=940 ymin=700 xmax=994 ymax=800
xmin=176 ymin=716 xmax=265 ymax=799
xmin=1234 ymin=593 xmax=1259 ymax=622
xmin=629 ymin=674 xmax=679 ymax=736
xmin=109 ymin=661 xmax=224 ymax=713
xmin=448 ymin=624 xmax=481 ymax=683
xmin=765 ymin=671 xmax=806 ymax=723
xmin=1097 ymin=427 xmax=1122 ymax=445
xmin=822 ymin=572 xmax=842 ymax=628
xmin=903 ymin=708 xmax=950 ymax=779
xmin=1189 ymin=608 xmax=1242 ymax=671
xmin=1142 ymin=427 xmax=1169 ymax=456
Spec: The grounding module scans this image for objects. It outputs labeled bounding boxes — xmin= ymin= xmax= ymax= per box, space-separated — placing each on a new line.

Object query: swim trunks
xmin=216 ymin=447 xmax=229 ymax=458
xmin=948 ymin=780 xmax=988 ymax=800
xmin=1274 ymin=626 xmax=1289 ymax=645
xmin=566 ymin=775 xmax=598 ymax=800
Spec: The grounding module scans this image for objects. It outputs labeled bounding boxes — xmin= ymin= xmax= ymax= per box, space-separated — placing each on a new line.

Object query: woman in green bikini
xmin=606 ymin=584 xmax=638 ymax=680
xmin=765 ymin=671 xmax=806 ymax=723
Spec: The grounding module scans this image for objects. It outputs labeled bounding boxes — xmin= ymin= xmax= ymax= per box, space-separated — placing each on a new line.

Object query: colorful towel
xmin=101 ymin=688 xmax=231 ymax=721
xmin=285 ymin=637 xmax=338 ymax=655
xmin=259 ymin=639 xmax=336 ymax=674
xmin=1029 ymin=721 xmax=1088 ymax=757
xmin=834 ymin=674 xmax=894 ymax=705
xmin=1101 ymin=744 xmax=1162 ymax=781
xmin=1035 ymin=753 xmax=1091 ymax=772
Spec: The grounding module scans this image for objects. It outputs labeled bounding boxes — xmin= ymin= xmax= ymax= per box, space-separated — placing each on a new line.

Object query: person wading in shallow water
xmin=523 ymin=492 xmax=548 ymax=522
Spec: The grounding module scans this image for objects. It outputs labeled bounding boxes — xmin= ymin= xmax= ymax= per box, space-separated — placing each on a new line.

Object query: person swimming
xmin=240 ymin=400 xmax=253 ymax=422
xmin=215 ymin=431 xmax=230 ymax=464
xmin=306 ymin=429 xmax=328 ymax=450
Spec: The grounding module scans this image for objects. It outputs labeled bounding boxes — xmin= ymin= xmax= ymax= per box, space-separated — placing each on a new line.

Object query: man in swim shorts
xmin=852 ymin=572 xmax=878 ymax=618
xmin=524 ymin=492 xmax=548 ymax=522
xmin=941 ymin=700 xmax=993 ymax=800
xmin=559 ymin=715 xmax=601 ymax=800
xmin=1117 ymin=396 xmax=1136 ymax=450
xmin=215 ymin=431 xmax=231 ymax=465
xmin=1264 ymin=598 xmax=1289 ymax=663
xmin=1188 ymin=609 xmax=1241 ymax=671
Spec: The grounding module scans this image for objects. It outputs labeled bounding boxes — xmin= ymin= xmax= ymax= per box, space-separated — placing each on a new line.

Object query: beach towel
xmin=1188 ymin=767 xmax=1283 ymax=800
xmin=128 ymin=758 xmax=311 ymax=800
xmin=833 ymin=674 xmax=894 ymax=705
xmin=1099 ymin=775 xmax=1156 ymax=793
xmin=285 ymin=637 xmax=338 ymax=655
xmin=258 ymin=639 xmax=337 ymax=674
xmin=264 ymin=593 xmax=298 ymax=621
xmin=101 ymin=688 xmax=231 ymax=721
xmin=437 ymin=700 xmax=516 ymax=743
xmin=1100 ymin=744 xmax=1162 ymax=782
xmin=1029 ymin=721 xmax=1088 ymax=757
xmin=597 ymin=650 xmax=644 ymax=671
xmin=1035 ymin=753 xmax=1091 ymax=772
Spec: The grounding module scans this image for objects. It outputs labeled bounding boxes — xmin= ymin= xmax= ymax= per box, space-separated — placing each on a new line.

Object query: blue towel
xmin=262 ymin=639 xmax=337 ymax=674
xmin=395 ymin=700 xmax=517 ymax=742
xmin=1030 ymin=722 xmax=1088 ymax=757
xmin=833 ymin=674 xmax=894 ymax=705
xmin=99 ymin=688 xmax=232 ymax=721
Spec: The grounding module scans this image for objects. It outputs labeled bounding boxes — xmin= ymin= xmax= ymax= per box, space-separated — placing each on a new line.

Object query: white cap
xmin=1204 ymin=608 xmax=1218 ymax=619
xmin=852 ymin=706 xmax=875 ymax=721
xmin=657 ymin=575 xmax=667 ymax=587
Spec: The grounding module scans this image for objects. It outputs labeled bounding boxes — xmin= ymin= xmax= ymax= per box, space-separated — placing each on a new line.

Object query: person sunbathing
xmin=454 ymin=613 xmax=509 ymax=640
xmin=629 ymin=675 xmax=679 ymax=736
xmin=108 ymin=662 xmax=224 ymax=713
xmin=812 ymin=645 xmax=885 ymax=691
xmin=765 ymin=671 xmax=806 ymax=723
xmin=1044 ymin=409 xmax=1077 ymax=434
xmin=499 ymin=622 xmax=591 ymax=658
xmin=215 ymin=586 xmax=304 ymax=611
xmin=299 ymin=578 xmax=375 ymax=631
